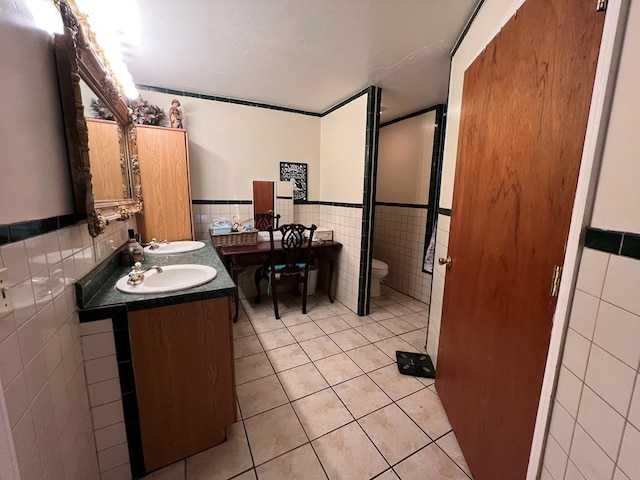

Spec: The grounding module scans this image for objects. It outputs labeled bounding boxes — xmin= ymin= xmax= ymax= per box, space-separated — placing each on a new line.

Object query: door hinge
xmin=550 ymin=265 xmax=563 ymax=297
xmin=596 ymin=0 xmax=607 ymax=12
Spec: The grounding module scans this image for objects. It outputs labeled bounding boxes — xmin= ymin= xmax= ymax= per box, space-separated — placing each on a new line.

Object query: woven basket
xmin=209 ymin=229 xmax=258 ymax=247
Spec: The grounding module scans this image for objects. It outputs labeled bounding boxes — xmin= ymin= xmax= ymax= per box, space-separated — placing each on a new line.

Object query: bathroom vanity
xmin=76 ymin=245 xmax=237 ymax=476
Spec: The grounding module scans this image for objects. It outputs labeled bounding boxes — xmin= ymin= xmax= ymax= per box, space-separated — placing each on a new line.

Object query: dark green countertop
xmin=76 ymin=244 xmax=236 ymax=312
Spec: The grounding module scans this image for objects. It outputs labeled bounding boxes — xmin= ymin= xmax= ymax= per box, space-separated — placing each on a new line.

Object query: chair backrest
xmin=268 ymin=223 xmax=317 ymax=276
xmin=254 ymin=213 xmax=281 ymax=231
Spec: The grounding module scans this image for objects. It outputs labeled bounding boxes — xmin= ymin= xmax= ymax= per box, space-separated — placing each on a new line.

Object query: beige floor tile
xmin=355 ymin=323 xmax=395 ymax=342
xmin=399 ymin=330 xmax=427 ymax=351
xmin=266 ymin=344 xmax=310 ymax=372
xmin=402 ymin=312 xmax=428 ymax=329
xmin=233 ymin=321 xmax=256 ymax=339
xmin=333 ymin=374 xmax=391 ymax=418
xmin=376 ymin=470 xmax=400 ymax=480
xmin=314 ymin=316 xmax=351 ymax=334
xmin=257 ymin=328 xmax=297 ymax=351
xmin=345 ymin=344 xmax=394 ymax=373
xmin=288 ymin=323 xmax=325 ymax=342
xmin=232 ymin=470 xmax=256 ymax=480
xmin=292 ymin=388 xmax=353 ymax=440
xmin=278 ymin=363 xmax=329 ymax=401
xmin=339 ymin=312 xmax=375 ymax=328
xmin=250 ymin=317 xmax=285 ymax=334
xmin=312 ymin=422 xmax=388 ymax=480
xmin=359 ymin=404 xmax=430 ymax=465
xmin=394 ymin=444 xmax=468 ymax=480
xmin=397 ymin=388 xmax=452 ymax=440
xmin=383 ymin=304 xmax=414 ymax=317
xmin=234 ymin=335 xmax=264 ymax=359
xmin=370 ymin=296 xmax=396 ymax=307
xmin=327 ymin=303 xmax=351 ymax=316
xmin=299 ymin=336 xmax=342 ymax=361
xmin=374 ymin=336 xmax=418 ymax=359
xmin=187 ymin=422 xmax=252 ymax=480
xmin=368 ymin=364 xmax=425 ymax=401
xmin=244 ymin=404 xmax=308 ymax=466
xmin=314 ymin=353 xmax=363 ymax=386
xmin=280 ymin=312 xmax=313 ymax=327
xmin=378 ymin=318 xmax=417 ymax=335
xmin=417 ymin=375 xmax=435 ymax=387
xmin=402 ymin=300 xmax=429 ymax=313
xmin=368 ymin=308 xmax=396 ymax=321
xmin=256 ymin=444 xmax=327 ymax=480
xmin=307 ymin=306 xmax=336 ymax=321
xmin=436 ymin=432 xmax=472 ymax=478
xmin=236 ymin=374 xmax=288 ymax=418
xmin=328 ymin=329 xmax=370 ymax=351
xmin=235 ymin=352 xmax=275 ymax=385
xmin=143 ymin=460 xmax=185 ymax=479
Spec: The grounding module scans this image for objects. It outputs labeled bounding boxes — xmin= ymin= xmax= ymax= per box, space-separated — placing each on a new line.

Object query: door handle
xmin=438 ymin=257 xmax=452 ymax=268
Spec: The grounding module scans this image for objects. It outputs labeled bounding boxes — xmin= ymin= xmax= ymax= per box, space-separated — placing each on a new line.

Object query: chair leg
xmin=301 ymin=272 xmax=309 ymax=314
xmin=254 ymin=268 xmax=263 ymax=304
xmin=271 ymin=274 xmax=280 ymax=319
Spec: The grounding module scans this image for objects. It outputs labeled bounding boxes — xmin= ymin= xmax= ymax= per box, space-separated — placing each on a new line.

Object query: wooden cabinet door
xmin=86 ymin=118 xmax=123 ymax=200
xmin=137 ymin=125 xmax=193 ymax=242
xmin=129 ymin=298 xmax=236 ymax=472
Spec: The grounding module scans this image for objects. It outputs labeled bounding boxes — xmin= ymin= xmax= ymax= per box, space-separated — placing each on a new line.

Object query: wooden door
xmin=86 ymin=119 xmax=122 ymax=200
xmin=137 ymin=125 xmax=193 ymax=242
xmin=253 ymin=180 xmax=274 ymax=222
xmin=129 ymin=298 xmax=236 ymax=472
xmin=435 ymin=1 xmax=604 ymax=479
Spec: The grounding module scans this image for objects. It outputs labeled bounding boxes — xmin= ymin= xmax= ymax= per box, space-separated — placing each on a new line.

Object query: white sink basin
xmin=115 ymin=264 xmax=217 ymax=294
xmin=144 ymin=241 xmax=206 ymax=255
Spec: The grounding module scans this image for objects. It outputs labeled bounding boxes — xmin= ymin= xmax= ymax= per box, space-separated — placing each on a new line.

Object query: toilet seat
xmin=372 ymin=259 xmax=388 ymax=276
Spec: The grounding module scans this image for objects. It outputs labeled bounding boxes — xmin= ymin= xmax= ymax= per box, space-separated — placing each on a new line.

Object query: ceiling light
xmin=27 ymin=0 xmax=64 ymax=34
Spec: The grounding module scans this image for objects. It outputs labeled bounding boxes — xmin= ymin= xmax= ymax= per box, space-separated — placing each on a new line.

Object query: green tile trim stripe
xmin=0 ymin=213 xmax=85 ymax=246
xmin=294 ymin=200 xmax=363 ymax=208
xmin=379 ymin=104 xmax=443 ymax=128
xmin=358 ymin=86 xmax=383 ymax=316
xmin=376 ymin=201 xmax=429 ymax=209
xmin=438 ymin=208 xmax=452 ymax=217
xmin=192 ymin=199 xmax=252 ymax=205
xmin=585 ymin=227 xmax=640 ymax=260
xmin=137 ymin=84 xmax=371 ymax=118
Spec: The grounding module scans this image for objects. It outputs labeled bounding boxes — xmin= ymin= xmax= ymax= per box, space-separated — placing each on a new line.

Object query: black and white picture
xmin=279 ymin=162 xmax=308 ymax=201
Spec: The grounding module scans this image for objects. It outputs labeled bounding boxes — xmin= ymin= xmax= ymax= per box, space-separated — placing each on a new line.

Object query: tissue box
xmin=211 ymin=226 xmax=232 ymax=234
xmin=306 ymin=228 xmax=333 ymax=242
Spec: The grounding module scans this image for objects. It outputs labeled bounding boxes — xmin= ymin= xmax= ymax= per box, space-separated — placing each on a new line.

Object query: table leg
xmin=231 ymin=267 xmax=241 ymax=323
xmin=327 ymin=258 xmax=335 ymax=303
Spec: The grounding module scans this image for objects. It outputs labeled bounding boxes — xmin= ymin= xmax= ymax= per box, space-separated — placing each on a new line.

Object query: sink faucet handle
xmin=133 ymin=262 xmax=142 ymax=272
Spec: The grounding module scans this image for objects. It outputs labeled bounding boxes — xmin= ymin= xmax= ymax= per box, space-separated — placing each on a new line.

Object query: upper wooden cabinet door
xmin=136 ymin=125 xmax=194 ymax=242
xmin=86 ymin=118 xmax=123 ymax=201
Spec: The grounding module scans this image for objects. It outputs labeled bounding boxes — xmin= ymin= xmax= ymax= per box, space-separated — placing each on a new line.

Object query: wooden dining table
xmin=216 ymin=240 xmax=342 ymax=322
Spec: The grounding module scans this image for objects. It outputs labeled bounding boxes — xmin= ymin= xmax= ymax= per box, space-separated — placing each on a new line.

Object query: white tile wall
xmin=192 ymin=203 xmax=253 ymax=242
xmin=0 ymin=218 xmax=134 ymax=480
xmin=373 ymin=205 xmax=432 ymax=304
xmin=543 ymin=248 xmax=640 ymax=480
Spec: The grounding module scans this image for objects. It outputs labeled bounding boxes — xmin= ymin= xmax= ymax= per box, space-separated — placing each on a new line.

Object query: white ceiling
xmin=124 ymin=0 xmax=478 ymax=122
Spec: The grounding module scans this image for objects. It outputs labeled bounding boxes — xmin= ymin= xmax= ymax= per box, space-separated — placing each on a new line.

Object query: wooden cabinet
xmin=86 ymin=118 xmax=123 ymax=200
xmin=128 ymin=297 xmax=236 ymax=472
xmin=136 ymin=125 xmax=194 ymax=242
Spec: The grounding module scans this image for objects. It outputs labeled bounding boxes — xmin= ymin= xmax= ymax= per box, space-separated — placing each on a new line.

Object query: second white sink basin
xmin=115 ymin=264 xmax=217 ymax=294
xmin=144 ymin=241 xmax=206 ymax=255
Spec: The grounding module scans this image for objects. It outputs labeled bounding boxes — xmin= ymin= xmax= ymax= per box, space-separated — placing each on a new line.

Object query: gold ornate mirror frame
xmin=54 ymin=0 xmax=143 ymax=237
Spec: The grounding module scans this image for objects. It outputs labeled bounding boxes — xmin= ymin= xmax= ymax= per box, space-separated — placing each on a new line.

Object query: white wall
xmin=138 ymin=90 xmax=321 ymax=201
xmin=377 ymin=111 xmax=435 ymax=204
xmin=319 ymin=95 xmax=368 ymax=204
xmin=0 ymin=4 xmax=74 ymax=224
xmin=590 ymin=1 xmax=640 ymax=234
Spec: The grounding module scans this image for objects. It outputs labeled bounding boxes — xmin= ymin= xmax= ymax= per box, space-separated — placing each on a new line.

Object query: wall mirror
xmin=54 ymin=0 xmax=142 ymax=237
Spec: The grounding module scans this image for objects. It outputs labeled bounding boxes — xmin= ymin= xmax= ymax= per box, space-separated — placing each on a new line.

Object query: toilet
xmin=370 ymin=259 xmax=389 ymax=297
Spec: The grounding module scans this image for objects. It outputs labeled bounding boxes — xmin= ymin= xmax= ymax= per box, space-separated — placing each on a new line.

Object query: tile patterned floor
xmin=142 ymin=287 xmax=472 ymax=480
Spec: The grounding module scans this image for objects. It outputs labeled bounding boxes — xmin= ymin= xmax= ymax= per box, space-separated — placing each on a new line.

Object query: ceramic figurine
xmin=169 ymin=99 xmax=184 ymax=128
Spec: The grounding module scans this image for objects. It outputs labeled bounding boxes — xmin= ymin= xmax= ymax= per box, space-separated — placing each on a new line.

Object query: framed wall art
xmin=279 ymin=162 xmax=308 ymax=201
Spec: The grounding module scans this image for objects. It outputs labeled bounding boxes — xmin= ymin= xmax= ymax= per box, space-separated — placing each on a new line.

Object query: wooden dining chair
xmin=261 ymin=223 xmax=317 ymax=319
xmin=254 ymin=213 xmax=281 ymax=231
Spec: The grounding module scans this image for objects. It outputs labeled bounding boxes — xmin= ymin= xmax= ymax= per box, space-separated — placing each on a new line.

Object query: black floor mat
xmin=395 ymin=351 xmax=435 ymax=379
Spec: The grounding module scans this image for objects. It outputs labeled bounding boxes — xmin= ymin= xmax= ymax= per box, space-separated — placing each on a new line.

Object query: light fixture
xmin=27 ymin=0 xmax=64 ymax=34
xmin=62 ymin=0 xmax=140 ymax=99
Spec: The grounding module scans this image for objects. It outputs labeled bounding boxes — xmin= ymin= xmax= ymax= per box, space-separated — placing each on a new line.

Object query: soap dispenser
xmin=124 ymin=229 xmax=145 ymax=265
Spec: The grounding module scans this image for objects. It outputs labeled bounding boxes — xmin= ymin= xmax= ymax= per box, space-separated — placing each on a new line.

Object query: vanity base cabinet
xmin=128 ymin=296 xmax=236 ymax=472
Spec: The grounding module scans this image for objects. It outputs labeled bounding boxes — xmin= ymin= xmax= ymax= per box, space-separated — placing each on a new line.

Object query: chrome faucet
xmin=127 ymin=262 xmax=163 ymax=285
xmin=148 ymin=238 xmax=170 ymax=250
